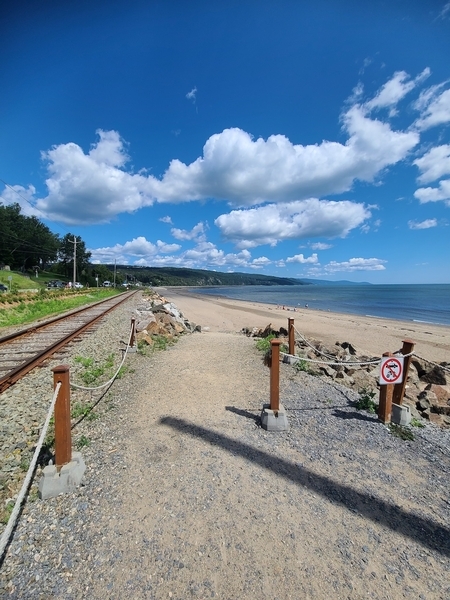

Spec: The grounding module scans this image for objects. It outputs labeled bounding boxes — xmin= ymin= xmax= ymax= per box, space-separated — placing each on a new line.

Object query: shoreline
xmin=158 ymin=287 xmax=450 ymax=365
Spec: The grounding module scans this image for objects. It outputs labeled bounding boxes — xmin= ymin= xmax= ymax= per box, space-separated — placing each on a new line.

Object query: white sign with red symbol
xmin=379 ymin=356 xmax=404 ymax=385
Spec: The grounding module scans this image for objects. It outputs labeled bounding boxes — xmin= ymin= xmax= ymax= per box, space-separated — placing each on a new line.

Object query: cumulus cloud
xmin=215 ymin=199 xmax=371 ymax=247
xmin=160 ymin=215 xmax=173 ymax=224
xmin=408 ymin=219 xmax=437 ymax=230
xmin=90 ymin=236 xmax=181 ymax=264
xmin=324 ymin=258 xmax=387 ymax=272
xmin=0 ymin=184 xmax=40 ymax=217
xmin=171 ymin=222 xmax=206 ymax=241
xmin=414 ymin=179 xmax=450 ymax=204
xmin=286 ymin=253 xmax=319 ymax=264
xmin=36 ymin=129 xmax=156 ymax=224
xmin=414 ymin=145 xmax=450 ymax=183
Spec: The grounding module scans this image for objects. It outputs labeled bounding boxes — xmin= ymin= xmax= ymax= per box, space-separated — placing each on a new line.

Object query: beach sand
xmin=161 ymin=287 xmax=450 ymax=365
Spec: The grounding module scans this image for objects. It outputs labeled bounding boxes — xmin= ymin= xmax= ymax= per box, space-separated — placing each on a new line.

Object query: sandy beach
xmin=161 ymin=287 xmax=450 ymax=365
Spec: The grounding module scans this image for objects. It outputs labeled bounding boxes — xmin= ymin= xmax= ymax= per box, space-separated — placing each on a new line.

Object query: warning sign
xmin=379 ymin=356 xmax=404 ymax=385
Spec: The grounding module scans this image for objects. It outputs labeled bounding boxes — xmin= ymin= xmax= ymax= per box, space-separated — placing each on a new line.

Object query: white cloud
xmin=160 ymin=215 xmax=173 ymax=224
xmin=286 ymin=253 xmax=319 ymax=264
xmin=0 ymin=184 xmax=40 ymax=217
xmin=215 ymin=199 xmax=371 ymax=247
xmin=36 ymin=129 xmax=156 ymax=224
xmin=414 ymin=145 xmax=450 ymax=184
xmin=408 ymin=219 xmax=437 ymax=230
xmin=324 ymin=258 xmax=387 ymax=272
xmin=310 ymin=242 xmax=332 ymax=250
xmin=9 ymin=70 xmax=442 ymax=226
xmin=414 ymin=88 xmax=450 ymax=130
xmin=89 ymin=236 xmax=181 ymax=263
xmin=171 ymin=222 xmax=206 ymax=241
xmin=414 ymin=179 xmax=450 ymax=204
xmin=365 ymin=69 xmax=430 ymax=112
xmin=186 ymin=86 xmax=197 ymax=102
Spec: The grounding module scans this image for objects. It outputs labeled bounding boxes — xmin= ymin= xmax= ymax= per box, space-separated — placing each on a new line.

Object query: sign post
xmin=378 ymin=354 xmax=404 ymax=424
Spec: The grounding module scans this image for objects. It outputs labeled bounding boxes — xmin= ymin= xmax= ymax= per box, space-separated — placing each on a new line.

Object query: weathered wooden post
xmin=270 ymin=339 xmax=282 ymax=412
xmin=52 ymin=365 xmax=72 ymax=468
xmin=288 ymin=318 xmax=295 ymax=356
xmin=130 ymin=316 xmax=136 ymax=348
xmin=261 ymin=338 xmax=289 ymax=431
xmin=392 ymin=339 xmax=415 ymax=406
xmin=378 ymin=352 xmax=394 ymax=424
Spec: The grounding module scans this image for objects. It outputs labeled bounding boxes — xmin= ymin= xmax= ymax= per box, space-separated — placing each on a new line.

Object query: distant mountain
xmin=109 ymin=265 xmax=307 ymax=287
xmin=106 ymin=265 xmax=371 ymax=287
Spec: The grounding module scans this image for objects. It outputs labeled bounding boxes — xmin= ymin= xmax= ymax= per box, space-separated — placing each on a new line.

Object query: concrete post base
xmin=282 ymin=354 xmax=298 ymax=365
xmin=127 ymin=346 xmax=137 ymax=353
xmin=261 ymin=403 xmax=289 ymax=432
xmin=38 ymin=452 xmax=86 ymax=500
xmin=391 ymin=403 xmax=412 ymax=426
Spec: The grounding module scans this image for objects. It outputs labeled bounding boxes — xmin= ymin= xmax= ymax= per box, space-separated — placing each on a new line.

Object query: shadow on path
xmin=225 ymin=406 xmax=260 ymax=423
xmin=160 ymin=416 xmax=450 ymax=558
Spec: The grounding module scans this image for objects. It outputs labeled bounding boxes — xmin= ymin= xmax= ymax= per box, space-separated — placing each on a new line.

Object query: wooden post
xmin=288 ymin=318 xmax=295 ymax=356
xmin=52 ymin=365 xmax=72 ymax=469
xmin=392 ymin=339 xmax=415 ymax=406
xmin=270 ymin=339 xmax=282 ymax=412
xmin=130 ymin=316 xmax=136 ymax=347
xmin=378 ymin=352 xmax=393 ymax=424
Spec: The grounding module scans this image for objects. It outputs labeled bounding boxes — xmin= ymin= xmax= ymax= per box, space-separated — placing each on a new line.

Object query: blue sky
xmin=1 ymin=0 xmax=450 ymax=284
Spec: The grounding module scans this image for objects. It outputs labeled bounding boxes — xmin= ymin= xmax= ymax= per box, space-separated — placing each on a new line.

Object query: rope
xmin=70 ymin=324 xmax=134 ymax=391
xmin=0 ymin=382 xmax=62 ymax=562
xmin=414 ymin=353 xmax=450 ymax=373
xmin=281 ymin=352 xmax=382 ymax=367
xmin=290 ymin=326 xmax=415 ymax=367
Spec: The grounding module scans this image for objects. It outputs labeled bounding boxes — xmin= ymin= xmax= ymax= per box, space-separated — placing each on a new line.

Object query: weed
xmin=389 ymin=423 xmax=414 ymax=441
xmin=76 ymin=435 xmax=90 ymax=449
xmin=255 ymin=334 xmax=276 ymax=353
xmin=19 ymin=457 xmax=30 ymax=472
xmin=75 ymin=356 xmax=94 ymax=368
xmin=410 ymin=417 xmax=425 ymax=428
xmin=1 ymin=501 xmax=14 ymax=525
xmin=71 ymin=402 xmax=92 ymax=419
xmin=294 ymin=358 xmax=309 ymax=373
xmin=355 ymin=387 xmax=378 ymax=414
xmin=152 ymin=335 xmax=169 ymax=351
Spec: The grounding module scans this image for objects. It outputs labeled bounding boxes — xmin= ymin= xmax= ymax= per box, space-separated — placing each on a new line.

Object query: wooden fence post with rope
xmin=393 ymin=339 xmax=415 ymax=406
xmin=288 ymin=318 xmax=295 ymax=356
xmin=52 ymin=365 xmax=72 ymax=468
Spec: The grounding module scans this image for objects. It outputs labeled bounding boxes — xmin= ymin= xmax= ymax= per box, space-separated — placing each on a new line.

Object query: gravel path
xmin=1 ymin=295 xmax=449 ymax=599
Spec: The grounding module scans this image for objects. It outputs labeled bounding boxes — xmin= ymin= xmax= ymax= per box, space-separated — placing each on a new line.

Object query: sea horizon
xmin=192 ymin=283 xmax=450 ymax=327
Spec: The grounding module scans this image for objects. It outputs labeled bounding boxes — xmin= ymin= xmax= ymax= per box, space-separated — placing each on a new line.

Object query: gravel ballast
xmin=0 ymin=293 xmax=449 ymax=599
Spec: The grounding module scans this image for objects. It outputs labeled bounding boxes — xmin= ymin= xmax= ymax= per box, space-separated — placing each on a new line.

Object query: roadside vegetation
xmin=0 ymin=287 xmax=121 ymax=328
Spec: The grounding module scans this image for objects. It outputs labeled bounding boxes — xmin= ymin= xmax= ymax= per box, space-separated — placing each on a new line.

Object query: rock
xmin=136 ymin=332 xmax=154 ymax=346
xmin=420 ymin=365 xmax=447 ymax=385
xmin=340 ymin=341 xmax=357 ymax=355
xmin=135 ymin=314 xmax=157 ymax=332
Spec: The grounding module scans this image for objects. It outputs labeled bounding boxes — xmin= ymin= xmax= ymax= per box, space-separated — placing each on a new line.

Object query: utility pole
xmin=73 ymin=236 xmax=77 ymax=288
xmin=113 ymin=259 xmax=116 ymax=288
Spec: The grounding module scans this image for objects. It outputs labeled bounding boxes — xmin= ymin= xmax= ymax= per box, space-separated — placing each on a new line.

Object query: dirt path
xmin=2 ymin=328 xmax=449 ymax=599
xmin=83 ymin=331 xmax=449 ymax=599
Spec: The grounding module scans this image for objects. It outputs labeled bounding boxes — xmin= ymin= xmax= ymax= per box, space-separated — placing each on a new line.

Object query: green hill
xmin=108 ymin=265 xmax=307 ymax=287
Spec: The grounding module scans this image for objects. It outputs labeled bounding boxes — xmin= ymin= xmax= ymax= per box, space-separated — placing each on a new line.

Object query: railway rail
xmin=0 ymin=291 xmax=136 ymax=393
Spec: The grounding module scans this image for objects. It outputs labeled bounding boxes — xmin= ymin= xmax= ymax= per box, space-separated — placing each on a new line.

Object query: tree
xmin=57 ymin=234 xmax=92 ymax=281
xmin=0 ymin=203 xmax=59 ymax=270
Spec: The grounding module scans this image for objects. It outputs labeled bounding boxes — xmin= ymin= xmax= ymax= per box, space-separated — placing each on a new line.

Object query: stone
xmin=420 ymin=366 xmax=447 ymax=386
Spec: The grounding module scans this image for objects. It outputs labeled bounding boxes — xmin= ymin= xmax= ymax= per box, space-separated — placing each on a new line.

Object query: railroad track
xmin=0 ymin=291 xmax=137 ymax=393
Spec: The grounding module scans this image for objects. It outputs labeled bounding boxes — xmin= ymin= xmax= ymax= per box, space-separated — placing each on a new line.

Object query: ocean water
xmin=193 ymin=284 xmax=450 ymax=327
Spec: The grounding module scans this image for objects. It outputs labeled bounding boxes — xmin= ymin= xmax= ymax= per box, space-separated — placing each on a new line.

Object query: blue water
xmin=193 ymin=284 xmax=450 ymax=326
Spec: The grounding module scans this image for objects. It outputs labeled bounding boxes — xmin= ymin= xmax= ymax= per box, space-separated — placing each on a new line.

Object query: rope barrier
xmin=414 ymin=353 xmax=450 ymax=373
xmin=290 ymin=326 xmax=416 ymax=367
xmin=70 ymin=324 xmax=134 ymax=392
xmin=0 ymin=382 xmax=62 ymax=562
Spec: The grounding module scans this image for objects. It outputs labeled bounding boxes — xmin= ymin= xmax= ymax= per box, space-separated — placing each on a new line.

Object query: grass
xmin=389 ymin=423 xmax=415 ymax=441
xmin=0 ymin=501 xmax=14 ymax=525
xmin=0 ymin=288 xmax=120 ymax=328
xmin=410 ymin=417 xmax=425 ymax=428
xmin=76 ymin=435 xmax=91 ymax=449
xmin=355 ymin=387 xmax=378 ymax=414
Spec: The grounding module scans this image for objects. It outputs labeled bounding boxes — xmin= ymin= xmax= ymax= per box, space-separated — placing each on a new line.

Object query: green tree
xmin=0 ymin=203 xmax=59 ymax=270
